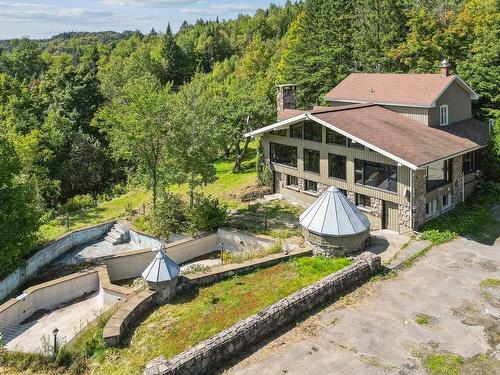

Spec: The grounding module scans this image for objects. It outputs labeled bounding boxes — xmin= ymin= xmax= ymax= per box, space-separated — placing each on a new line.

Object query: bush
xmin=147 ymin=192 xmax=187 ymax=239
xmin=258 ymin=165 xmax=273 ymax=188
xmin=60 ymin=194 xmax=96 ymax=214
xmin=189 ymin=193 xmax=228 ymax=233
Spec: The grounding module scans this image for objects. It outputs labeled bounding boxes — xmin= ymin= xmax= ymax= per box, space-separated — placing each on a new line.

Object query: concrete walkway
xmin=226 ymin=236 xmax=500 ymax=375
xmin=6 ymin=293 xmax=106 ymax=353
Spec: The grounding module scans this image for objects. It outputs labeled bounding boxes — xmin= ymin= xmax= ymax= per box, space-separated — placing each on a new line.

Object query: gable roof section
xmin=246 ymin=105 xmax=488 ymax=170
xmin=324 ymin=73 xmax=479 ymax=108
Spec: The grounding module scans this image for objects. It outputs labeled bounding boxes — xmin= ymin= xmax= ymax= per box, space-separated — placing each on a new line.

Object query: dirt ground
xmin=225 ymin=236 xmax=500 ymax=375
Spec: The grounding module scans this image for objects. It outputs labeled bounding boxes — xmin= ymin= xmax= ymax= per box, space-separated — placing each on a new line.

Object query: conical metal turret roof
xmin=142 ymin=250 xmax=180 ymax=283
xmin=299 ymin=186 xmax=370 ymax=237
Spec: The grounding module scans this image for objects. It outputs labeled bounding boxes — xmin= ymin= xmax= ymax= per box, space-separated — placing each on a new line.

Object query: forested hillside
xmin=0 ymin=0 xmax=498 ymax=277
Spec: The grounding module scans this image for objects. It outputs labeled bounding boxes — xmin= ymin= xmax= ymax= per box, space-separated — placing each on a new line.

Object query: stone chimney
xmin=439 ymin=59 xmax=450 ymax=77
xmin=276 ymin=84 xmax=297 ymax=113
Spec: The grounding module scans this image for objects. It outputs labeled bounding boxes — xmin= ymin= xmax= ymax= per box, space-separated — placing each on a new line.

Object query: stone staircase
xmin=104 ymin=223 xmax=130 ymax=245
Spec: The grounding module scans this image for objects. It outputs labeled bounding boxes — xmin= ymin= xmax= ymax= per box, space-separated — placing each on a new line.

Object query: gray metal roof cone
xmin=299 ymin=186 xmax=370 ymax=237
xmin=142 ymin=250 xmax=180 ymax=283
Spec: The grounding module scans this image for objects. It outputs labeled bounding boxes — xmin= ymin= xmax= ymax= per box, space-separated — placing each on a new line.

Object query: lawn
xmin=420 ymin=182 xmax=500 ymax=245
xmin=37 ymin=143 xmax=259 ymax=244
xmin=73 ymin=256 xmax=350 ymax=375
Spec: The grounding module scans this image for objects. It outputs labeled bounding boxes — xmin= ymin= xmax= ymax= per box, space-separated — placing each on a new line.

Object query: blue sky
xmin=0 ymin=0 xmax=286 ymax=39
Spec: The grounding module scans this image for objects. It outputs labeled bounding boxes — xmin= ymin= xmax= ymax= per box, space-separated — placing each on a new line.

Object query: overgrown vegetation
xmin=423 ymin=353 xmax=464 ymax=375
xmin=420 ymin=181 xmax=500 ymax=245
xmin=1 ymin=0 xmax=498 ymax=280
xmin=0 ymin=256 xmax=351 ymax=374
xmin=223 ymin=240 xmax=283 ymax=264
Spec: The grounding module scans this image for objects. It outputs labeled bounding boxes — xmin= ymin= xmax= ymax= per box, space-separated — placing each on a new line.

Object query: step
xmin=104 ymin=235 xmax=120 ymax=245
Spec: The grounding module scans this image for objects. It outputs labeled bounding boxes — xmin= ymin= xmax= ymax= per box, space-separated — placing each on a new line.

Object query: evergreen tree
xmin=160 ymin=24 xmax=186 ymax=85
xmin=278 ymin=0 xmax=354 ymax=107
xmin=352 ymin=0 xmax=408 ymax=72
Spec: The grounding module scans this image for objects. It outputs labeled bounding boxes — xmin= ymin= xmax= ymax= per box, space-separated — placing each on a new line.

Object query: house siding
xmin=382 ymin=105 xmax=429 ymax=125
xmin=429 ymin=81 xmax=472 ymax=126
xmin=263 ymin=125 xmax=412 ymax=232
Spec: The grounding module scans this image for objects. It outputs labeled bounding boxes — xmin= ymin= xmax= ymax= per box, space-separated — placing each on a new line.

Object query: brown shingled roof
xmin=311 ymin=105 xmax=488 ymax=167
xmin=325 ymin=73 xmax=461 ymax=107
xmin=277 ymin=108 xmax=304 ymax=121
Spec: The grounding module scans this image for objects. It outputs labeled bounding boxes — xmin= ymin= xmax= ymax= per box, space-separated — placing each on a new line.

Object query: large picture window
xmin=270 ymin=129 xmax=287 ymax=137
xmin=326 ymin=129 xmax=346 ymax=146
xmin=270 ymin=142 xmax=297 ymax=168
xmin=348 ymin=139 xmax=365 ymax=150
xmin=290 ymin=123 xmax=303 ymax=139
xmin=355 ymin=159 xmax=397 ymax=192
xmin=328 ymin=153 xmax=346 ymax=180
xmin=426 ymin=159 xmax=452 ymax=191
xmin=304 ymin=148 xmax=320 ymax=173
xmin=304 ymin=121 xmax=322 ymax=142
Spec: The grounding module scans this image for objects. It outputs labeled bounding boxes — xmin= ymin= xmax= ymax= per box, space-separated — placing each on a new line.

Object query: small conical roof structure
xmin=142 ymin=250 xmax=180 ymax=283
xmin=300 ymin=186 xmax=370 ymax=237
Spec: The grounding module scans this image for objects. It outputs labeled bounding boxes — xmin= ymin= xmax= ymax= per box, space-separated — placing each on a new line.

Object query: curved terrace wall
xmin=0 ymin=221 xmax=114 ymax=302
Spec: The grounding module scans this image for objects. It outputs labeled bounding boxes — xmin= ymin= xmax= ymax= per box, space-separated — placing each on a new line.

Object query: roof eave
xmin=324 ymin=98 xmax=432 ymax=108
xmin=244 ymin=113 xmax=308 ymax=138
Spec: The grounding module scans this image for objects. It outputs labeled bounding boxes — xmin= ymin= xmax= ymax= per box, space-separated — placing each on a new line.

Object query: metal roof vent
xmin=300 ymin=186 xmax=370 ymax=237
xmin=142 ymin=250 xmax=180 ymax=283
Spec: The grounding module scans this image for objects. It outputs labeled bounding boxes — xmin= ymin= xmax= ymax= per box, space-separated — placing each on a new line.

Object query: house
xmin=245 ymin=61 xmax=490 ymax=233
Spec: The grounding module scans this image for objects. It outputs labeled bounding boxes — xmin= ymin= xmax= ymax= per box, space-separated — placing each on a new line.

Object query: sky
xmin=0 ymin=0 xmax=287 ymax=39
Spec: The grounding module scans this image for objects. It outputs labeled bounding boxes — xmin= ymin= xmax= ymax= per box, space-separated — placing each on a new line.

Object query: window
xmin=442 ymin=193 xmax=452 ymax=209
xmin=304 ymin=179 xmax=317 ymax=192
xmin=355 ymin=159 xmax=397 ymax=192
xmin=270 ymin=128 xmax=287 ymax=137
xmin=270 ymin=142 xmax=297 ymax=168
xmin=426 ymin=159 xmax=452 ymax=191
xmin=348 ymin=139 xmax=365 ymax=150
xmin=356 ymin=193 xmax=371 ymax=208
xmin=440 ymin=104 xmax=449 ymax=126
xmin=463 ymin=151 xmax=476 ymax=174
xmin=326 ymin=129 xmax=346 ymax=146
xmin=304 ymin=148 xmax=320 ymax=173
xmin=290 ymin=123 xmax=303 ymax=139
xmin=339 ymin=188 xmax=347 ymax=196
xmin=328 ymin=153 xmax=346 ymax=180
xmin=286 ymin=175 xmax=298 ymax=187
xmin=426 ymin=200 xmax=437 ymax=217
xmin=304 ymin=121 xmax=322 ymax=143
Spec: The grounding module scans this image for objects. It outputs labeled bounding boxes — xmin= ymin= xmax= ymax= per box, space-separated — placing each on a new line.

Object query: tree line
xmin=0 ymin=0 xmax=498 ymax=276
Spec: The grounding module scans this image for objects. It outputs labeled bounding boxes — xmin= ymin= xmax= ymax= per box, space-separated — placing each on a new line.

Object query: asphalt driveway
xmin=226 ymin=236 xmax=500 ymax=374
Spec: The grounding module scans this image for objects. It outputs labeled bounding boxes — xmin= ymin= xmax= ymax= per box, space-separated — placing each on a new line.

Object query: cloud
xmin=0 ymin=2 xmax=115 ymax=22
xmin=180 ymin=2 xmax=255 ymax=15
xmin=101 ymin=0 xmax=199 ymax=6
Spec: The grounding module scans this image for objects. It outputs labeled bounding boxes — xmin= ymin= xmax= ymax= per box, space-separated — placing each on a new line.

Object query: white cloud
xmin=101 ymin=0 xmax=199 ymax=6
xmin=180 ymin=2 xmax=254 ymax=15
xmin=0 ymin=2 xmax=115 ymax=22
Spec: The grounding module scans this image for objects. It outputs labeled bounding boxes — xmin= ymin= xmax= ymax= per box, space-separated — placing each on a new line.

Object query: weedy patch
xmin=415 ymin=313 xmax=435 ymax=326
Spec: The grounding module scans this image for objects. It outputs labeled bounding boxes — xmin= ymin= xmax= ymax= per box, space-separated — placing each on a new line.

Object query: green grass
xmin=423 ymin=353 xmax=464 ymax=375
xmin=415 ymin=313 xmax=432 ymax=326
xmin=37 ymin=143 xmax=259 ymax=245
xmin=38 ymin=190 xmax=151 ymax=244
xmin=80 ymin=256 xmax=350 ymax=375
xmin=479 ymin=278 xmax=500 ymax=288
xmin=420 ymin=183 xmax=500 ymax=245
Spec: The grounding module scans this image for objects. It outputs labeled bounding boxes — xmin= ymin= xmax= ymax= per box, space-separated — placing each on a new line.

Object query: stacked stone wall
xmin=412 ymin=169 xmax=427 ymax=229
xmin=144 ymin=253 xmax=381 ymax=375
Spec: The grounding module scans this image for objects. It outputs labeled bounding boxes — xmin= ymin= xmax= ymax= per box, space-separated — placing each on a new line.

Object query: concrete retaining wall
xmin=103 ymin=249 xmax=157 ymax=282
xmin=144 ymin=252 xmax=381 ymax=375
xmin=164 ymin=229 xmax=275 ymax=265
xmin=0 ymin=270 xmax=100 ymax=328
xmin=128 ymin=225 xmax=164 ymax=250
xmin=0 ymin=221 xmax=114 ymax=302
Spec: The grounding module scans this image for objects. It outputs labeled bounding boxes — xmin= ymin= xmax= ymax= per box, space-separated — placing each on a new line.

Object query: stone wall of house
xmin=398 ymin=204 xmax=411 ymax=230
xmin=347 ymin=191 xmax=356 ymax=204
xmin=369 ymin=198 xmax=382 ymax=218
xmin=412 ymin=169 xmax=427 ymax=229
xmin=143 ymin=253 xmax=381 ymax=375
xmin=451 ymin=155 xmax=464 ymax=204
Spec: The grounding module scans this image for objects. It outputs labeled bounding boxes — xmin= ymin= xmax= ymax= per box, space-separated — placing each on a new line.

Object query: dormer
xmin=324 ymin=61 xmax=479 ymax=127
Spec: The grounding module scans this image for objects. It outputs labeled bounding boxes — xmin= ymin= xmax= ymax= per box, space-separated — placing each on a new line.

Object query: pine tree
xmin=352 ymin=0 xmax=408 ymax=72
xmin=160 ymin=23 xmax=186 ymax=86
xmin=278 ymin=0 xmax=354 ymax=107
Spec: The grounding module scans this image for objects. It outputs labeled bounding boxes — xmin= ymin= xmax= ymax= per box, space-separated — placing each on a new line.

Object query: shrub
xmin=258 ymin=165 xmax=273 ymax=188
xmin=147 ymin=192 xmax=187 ymax=239
xmin=189 ymin=193 xmax=228 ymax=233
xmin=60 ymin=194 xmax=96 ymax=214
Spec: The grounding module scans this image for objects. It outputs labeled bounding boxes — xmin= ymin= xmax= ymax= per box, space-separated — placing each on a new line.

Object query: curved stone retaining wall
xmin=103 ymin=289 xmax=156 ymax=347
xmin=144 ymin=252 xmax=381 ymax=375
